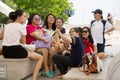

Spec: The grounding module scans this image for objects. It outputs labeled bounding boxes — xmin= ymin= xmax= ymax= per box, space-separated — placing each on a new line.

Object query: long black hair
xmin=43 ymin=13 xmax=56 ymax=30
xmin=82 ymin=27 xmax=94 ymax=44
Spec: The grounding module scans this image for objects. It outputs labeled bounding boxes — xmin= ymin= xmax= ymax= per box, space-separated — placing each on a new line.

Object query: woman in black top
xmin=53 ymin=27 xmax=84 ymax=79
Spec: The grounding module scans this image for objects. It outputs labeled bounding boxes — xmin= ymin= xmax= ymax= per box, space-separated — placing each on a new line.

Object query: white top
xmin=91 ymin=20 xmax=113 ymax=44
xmin=43 ymin=28 xmax=55 ymax=37
xmin=2 ymin=23 xmax=26 ymax=46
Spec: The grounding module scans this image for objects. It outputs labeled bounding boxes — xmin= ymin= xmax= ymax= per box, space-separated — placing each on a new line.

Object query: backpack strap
xmin=101 ymin=20 xmax=106 ymax=43
xmin=91 ymin=19 xmax=106 ymax=32
xmin=90 ymin=20 xmax=107 ymax=43
xmin=101 ymin=20 xmax=106 ymax=31
xmin=91 ymin=20 xmax=96 ymax=27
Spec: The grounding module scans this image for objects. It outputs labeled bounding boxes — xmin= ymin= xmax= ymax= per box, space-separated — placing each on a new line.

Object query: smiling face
xmin=56 ymin=18 xmax=63 ymax=29
xmin=32 ymin=15 xmax=41 ymax=25
xmin=69 ymin=28 xmax=79 ymax=37
xmin=82 ymin=28 xmax=90 ymax=39
xmin=47 ymin=15 xmax=55 ymax=25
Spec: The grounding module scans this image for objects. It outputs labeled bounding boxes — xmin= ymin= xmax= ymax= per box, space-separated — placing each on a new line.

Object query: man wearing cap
xmin=90 ymin=9 xmax=115 ymax=58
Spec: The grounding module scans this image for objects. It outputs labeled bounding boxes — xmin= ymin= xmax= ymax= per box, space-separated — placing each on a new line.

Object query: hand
xmin=55 ymin=28 xmax=60 ymax=34
xmin=43 ymin=38 xmax=48 ymax=43
xmin=62 ymin=50 xmax=67 ymax=56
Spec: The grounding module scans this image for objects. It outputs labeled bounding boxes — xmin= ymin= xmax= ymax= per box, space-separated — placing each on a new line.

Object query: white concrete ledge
xmin=0 ymin=55 xmax=36 ymax=80
xmin=63 ymin=57 xmax=112 ymax=80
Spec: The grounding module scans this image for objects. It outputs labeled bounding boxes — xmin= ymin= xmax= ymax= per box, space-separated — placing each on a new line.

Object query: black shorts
xmin=3 ymin=45 xmax=28 ymax=58
xmin=97 ymin=43 xmax=105 ymax=53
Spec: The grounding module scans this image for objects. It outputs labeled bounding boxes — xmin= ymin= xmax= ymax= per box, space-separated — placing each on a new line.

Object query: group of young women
xmin=1 ymin=9 xmax=114 ymax=80
xmin=1 ymin=9 xmax=67 ymax=80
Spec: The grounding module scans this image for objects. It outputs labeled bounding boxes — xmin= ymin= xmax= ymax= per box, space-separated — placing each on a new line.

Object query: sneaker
xmin=49 ymin=70 xmax=55 ymax=77
xmin=40 ymin=72 xmax=45 ymax=76
xmin=40 ymin=71 xmax=54 ymax=78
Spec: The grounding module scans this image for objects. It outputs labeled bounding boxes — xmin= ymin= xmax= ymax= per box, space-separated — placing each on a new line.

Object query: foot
xmin=49 ymin=70 xmax=55 ymax=77
xmin=40 ymin=71 xmax=54 ymax=78
xmin=56 ymin=74 xmax=64 ymax=79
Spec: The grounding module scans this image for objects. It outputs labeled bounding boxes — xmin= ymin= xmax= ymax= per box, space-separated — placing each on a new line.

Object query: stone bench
xmin=0 ymin=55 xmax=36 ymax=80
xmin=63 ymin=57 xmax=112 ymax=80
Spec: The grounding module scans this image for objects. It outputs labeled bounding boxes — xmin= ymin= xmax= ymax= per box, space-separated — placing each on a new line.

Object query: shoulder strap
xmin=101 ymin=20 xmax=107 ymax=43
xmin=91 ymin=20 xmax=106 ymax=30
xmin=101 ymin=20 xmax=107 ymax=31
xmin=91 ymin=20 xmax=96 ymax=26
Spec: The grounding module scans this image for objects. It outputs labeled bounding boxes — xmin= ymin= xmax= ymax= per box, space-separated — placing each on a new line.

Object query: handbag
xmin=34 ymin=33 xmax=52 ymax=49
xmin=78 ymin=53 xmax=98 ymax=75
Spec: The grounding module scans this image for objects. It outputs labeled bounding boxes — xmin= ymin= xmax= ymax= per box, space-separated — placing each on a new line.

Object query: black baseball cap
xmin=92 ymin=9 xmax=103 ymax=14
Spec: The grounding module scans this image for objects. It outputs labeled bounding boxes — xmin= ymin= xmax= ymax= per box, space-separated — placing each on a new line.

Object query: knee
xmin=49 ymin=47 xmax=56 ymax=54
xmin=97 ymin=53 xmax=106 ymax=59
xmin=38 ymin=55 xmax=43 ymax=61
xmin=40 ymin=48 xmax=49 ymax=56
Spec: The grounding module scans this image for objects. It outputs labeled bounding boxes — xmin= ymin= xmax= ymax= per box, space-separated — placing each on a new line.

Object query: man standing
xmin=90 ymin=9 xmax=115 ymax=55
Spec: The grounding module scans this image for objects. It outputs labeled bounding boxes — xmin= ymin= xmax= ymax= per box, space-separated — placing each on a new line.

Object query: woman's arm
xmin=105 ymin=26 xmax=115 ymax=34
xmin=0 ymin=28 xmax=4 ymax=40
xmin=20 ymin=35 xmax=26 ymax=44
xmin=94 ymin=45 xmax=97 ymax=53
xmin=56 ymin=29 xmax=72 ymax=44
xmin=30 ymin=32 xmax=48 ymax=43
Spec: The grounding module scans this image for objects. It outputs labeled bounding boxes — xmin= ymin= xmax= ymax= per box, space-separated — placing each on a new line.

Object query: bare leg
xmin=56 ymin=74 xmax=64 ymax=79
xmin=27 ymin=51 xmax=43 ymax=80
xmin=49 ymin=46 xmax=57 ymax=70
xmin=35 ymin=48 xmax=49 ymax=72
xmin=0 ymin=47 xmax=2 ymax=55
xmin=97 ymin=52 xmax=108 ymax=59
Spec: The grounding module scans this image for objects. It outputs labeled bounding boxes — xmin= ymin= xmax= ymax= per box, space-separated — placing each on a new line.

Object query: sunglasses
xmin=33 ymin=18 xmax=41 ymax=21
xmin=82 ymin=30 xmax=88 ymax=33
xmin=69 ymin=30 xmax=75 ymax=33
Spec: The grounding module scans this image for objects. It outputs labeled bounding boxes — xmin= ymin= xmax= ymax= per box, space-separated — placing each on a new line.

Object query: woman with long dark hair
xmin=43 ymin=14 xmax=57 ymax=77
xmin=82 ymin=27 xmax=97 ymax=54
xmin=82 ymin=27 xmax=109 ymax=59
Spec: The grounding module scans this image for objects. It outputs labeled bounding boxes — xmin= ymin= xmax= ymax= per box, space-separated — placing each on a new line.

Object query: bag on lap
xmin=34 ymin=33 xmax=52 ymax=49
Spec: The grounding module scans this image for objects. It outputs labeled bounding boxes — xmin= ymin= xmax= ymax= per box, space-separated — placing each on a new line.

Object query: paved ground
xmin=23 ymin=71 xmax=63 ymax=80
